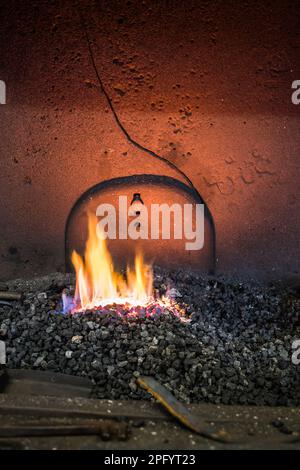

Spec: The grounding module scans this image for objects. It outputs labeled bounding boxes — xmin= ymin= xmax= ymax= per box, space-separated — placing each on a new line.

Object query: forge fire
xmin=62 ymin=213 xmax=185 ymax=319
xmin=63 ymin=213 xmax=154 ymax=313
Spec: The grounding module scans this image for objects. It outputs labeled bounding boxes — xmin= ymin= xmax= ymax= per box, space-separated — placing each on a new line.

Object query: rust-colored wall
xmin=0 ymin=0 xmax=299 ymax=280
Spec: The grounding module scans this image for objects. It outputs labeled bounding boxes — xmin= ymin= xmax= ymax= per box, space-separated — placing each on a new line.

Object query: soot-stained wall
xmin=0 ymin=0 xmax=299 ymax=280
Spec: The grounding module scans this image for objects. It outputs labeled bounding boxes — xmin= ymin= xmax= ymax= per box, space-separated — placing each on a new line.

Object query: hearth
xmin=0 ymin=0 xmax=299 ymax=452
xmin=65 ymin=174 xmax=216 ymax=276
xmin=1 ymin=269 xmax=299 ymax=407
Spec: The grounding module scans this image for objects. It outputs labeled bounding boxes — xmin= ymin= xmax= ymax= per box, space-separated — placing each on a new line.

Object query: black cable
xmin=76 ymin=5 xmax=216 ymax=273
xmin=77 ymin=7 xmax=197 ymax=191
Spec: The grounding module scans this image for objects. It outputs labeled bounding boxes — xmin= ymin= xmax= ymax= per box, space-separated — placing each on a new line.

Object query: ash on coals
xmin=0 ymin=269 xmax=299 ymax=406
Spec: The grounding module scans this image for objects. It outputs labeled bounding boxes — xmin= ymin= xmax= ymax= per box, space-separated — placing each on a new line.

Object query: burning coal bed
xmin=0 ymin=268 xmax=299 ymax=407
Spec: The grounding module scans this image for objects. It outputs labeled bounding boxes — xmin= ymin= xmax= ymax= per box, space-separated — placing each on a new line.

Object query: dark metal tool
xmin=137 ymin=376 xmax=232 ymax=443
xmin=0 ymin=291 xmax=22 ymax=301
xmin=0 ymin=420 xmax=129 ymax=440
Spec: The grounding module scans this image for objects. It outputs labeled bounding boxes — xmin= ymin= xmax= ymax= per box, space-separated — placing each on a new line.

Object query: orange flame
xmin=70 ymin=213 xmax=153 ymax=311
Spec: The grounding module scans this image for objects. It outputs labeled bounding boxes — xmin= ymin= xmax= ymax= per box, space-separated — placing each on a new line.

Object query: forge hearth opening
xmin=63 ymin=173 xmax=215 ymax=315
xmin=65 ymin=174 xmax=216 ymax=276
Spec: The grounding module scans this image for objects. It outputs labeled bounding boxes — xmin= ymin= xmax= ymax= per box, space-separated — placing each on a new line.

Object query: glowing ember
xmin=63 ymin=213 xmax=156 ymax=313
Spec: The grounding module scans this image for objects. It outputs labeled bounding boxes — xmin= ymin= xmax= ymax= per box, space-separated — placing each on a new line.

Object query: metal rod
xmin=137 ymin=376 xmax=232 ymax=443
xmin=0 ymin=421 xmax=129 ymax=440
xmin=0 ymin=292 xmax=22 ymax=301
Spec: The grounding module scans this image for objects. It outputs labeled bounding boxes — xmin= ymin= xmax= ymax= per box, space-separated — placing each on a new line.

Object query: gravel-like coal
xmin=0 ymin=269 xmax=299 ymax=406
